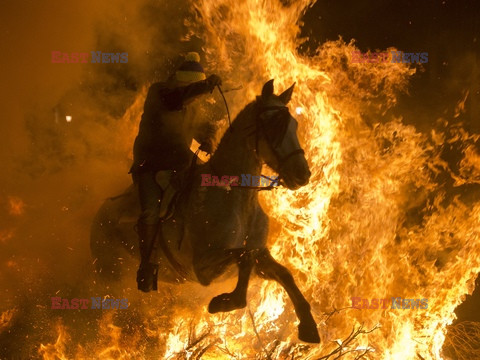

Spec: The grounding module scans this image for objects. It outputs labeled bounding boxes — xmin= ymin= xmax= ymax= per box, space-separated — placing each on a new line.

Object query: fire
xmin=29 ymin=0 xmax=480 ymax=359
xmin=186 ymin=0 xmax=480 ymax=358
xmin=38 ymin=322 xmax=70 ymax=360
xmin=0 ymin=308 xmax=17 ymax=333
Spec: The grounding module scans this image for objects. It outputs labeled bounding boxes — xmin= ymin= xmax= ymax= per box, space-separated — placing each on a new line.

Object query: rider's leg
xmin=208 ymin=249 xmax=254 ymax=313
xmin=136 ymin=171 xmax=163 ymax=292
xmin=155 ymin=170 xmax=176 ymax=219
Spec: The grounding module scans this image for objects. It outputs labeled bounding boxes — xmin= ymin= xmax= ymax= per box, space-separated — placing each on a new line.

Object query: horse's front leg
xmin=255 ymin=249 xmax=320 ymax=344
xmin=208 ymin=249 xmax=254 ymax=313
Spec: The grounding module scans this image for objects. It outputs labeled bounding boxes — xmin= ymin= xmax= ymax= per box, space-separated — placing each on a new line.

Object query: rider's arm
xmin=142 ymin=82 xmax=166 ymax=118
xmin=162 ymin=75 xmax=222 ymax=111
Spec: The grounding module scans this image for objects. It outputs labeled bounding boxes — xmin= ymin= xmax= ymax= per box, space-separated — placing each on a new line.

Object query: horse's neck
xmin=208 ymin=114 xmax=261 ymax=178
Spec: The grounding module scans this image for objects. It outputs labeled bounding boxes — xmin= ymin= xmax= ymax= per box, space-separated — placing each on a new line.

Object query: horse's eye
xmin=268 ymin=111 xmax=290 ymax=147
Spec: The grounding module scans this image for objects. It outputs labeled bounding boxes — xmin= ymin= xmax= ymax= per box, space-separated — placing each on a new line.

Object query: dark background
xmin=301 ymin=0 xmax=479 ymax=131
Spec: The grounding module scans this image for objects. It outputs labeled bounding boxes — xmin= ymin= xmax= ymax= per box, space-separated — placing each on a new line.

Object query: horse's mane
xmin=214 ymin=100 xmax=258 ymax=153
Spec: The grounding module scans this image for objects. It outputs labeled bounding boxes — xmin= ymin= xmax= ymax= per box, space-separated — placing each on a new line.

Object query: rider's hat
xmin=176 ymin=52 xmax=206 ymax=83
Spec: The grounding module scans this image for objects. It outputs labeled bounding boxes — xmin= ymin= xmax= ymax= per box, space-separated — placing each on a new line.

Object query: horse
xmin=90 ymin=79 xmax=320 ymax=343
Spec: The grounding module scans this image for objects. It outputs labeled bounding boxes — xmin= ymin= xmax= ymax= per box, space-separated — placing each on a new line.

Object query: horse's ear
xmin=262 ymin=79 xmax=275 ymax=99
xmin=279 ymin=82 xmax=295 ymax=104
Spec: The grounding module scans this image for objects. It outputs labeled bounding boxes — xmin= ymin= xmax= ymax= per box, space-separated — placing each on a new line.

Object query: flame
xmin=27 ymin=0 xmax=480 ymax=359
xmin=38 ymin=322 xmax=70 ymax=360
xmin=181 ymin=0 xmax=480 ymax=358
xmin=0 ymin=308 xmax=17 ymax=333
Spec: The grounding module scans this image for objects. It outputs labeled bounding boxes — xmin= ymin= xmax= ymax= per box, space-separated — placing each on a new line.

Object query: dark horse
xmin=90 ymin=79 xmax=320 ymax=343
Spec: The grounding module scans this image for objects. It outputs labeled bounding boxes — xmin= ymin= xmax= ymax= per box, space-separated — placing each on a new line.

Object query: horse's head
xmin=253 ymin=79 xmax=311 ymax=190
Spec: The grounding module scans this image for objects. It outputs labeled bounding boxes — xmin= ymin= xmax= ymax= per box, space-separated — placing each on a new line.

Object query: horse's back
xmin=165 ymin=165 xmax=270 ymax=285
xmin=90 ymin=164 xmax=270 ymax=285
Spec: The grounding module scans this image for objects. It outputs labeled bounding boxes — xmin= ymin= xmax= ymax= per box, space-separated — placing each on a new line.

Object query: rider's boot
xmin=136 ymin=221 xmax=159 ymax=292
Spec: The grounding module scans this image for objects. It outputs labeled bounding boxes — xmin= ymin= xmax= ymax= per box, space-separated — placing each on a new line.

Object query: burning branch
xmin=167 ymin=319 xmax=221 ymax=359
xmin=443 ymin=321 xmax=480 ymax=360
xmin=317 ymin=324 xmax=379 ymax=360
xmin=248 ymin=308 xmax=272 ymax=360
xmin=323 ymin=306 xmax=353 ymax=323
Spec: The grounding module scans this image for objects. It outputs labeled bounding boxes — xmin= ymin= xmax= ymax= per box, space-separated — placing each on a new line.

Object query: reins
xmin=213 ymin=85 xmax=279 ymax=191
xmin=211 ymin=86 xmax=303 ymax=191
xmin=216 ymin=85 xmax=233 ymax=132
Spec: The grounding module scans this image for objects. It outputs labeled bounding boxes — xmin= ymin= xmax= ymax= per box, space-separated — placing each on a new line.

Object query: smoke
xmin=0 ymin=0 xmax=214 ymax=357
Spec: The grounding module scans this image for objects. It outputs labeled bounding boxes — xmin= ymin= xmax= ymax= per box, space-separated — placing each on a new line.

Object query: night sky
xmin=301 ymin=0 xmax=479 ymax=131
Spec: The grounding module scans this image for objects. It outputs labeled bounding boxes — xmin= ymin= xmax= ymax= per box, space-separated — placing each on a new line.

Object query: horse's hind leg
xmin=255 ymin=249 xmax=320 ymax=344
xmin=208 ymin=250 xmax=254 ymax=313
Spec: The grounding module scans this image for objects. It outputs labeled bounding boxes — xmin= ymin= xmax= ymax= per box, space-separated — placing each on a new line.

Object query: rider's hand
xmin=206 ymin=74 xmax=222 ymax=90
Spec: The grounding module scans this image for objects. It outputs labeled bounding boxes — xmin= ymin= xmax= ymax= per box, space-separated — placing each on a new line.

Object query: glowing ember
xmin=7 ymin=196 xmax=25 ymax=216
xmin=0 ymin=308 xmax=17 ymax=333
xmin=0 ymin=229 xmax=14 ymax=244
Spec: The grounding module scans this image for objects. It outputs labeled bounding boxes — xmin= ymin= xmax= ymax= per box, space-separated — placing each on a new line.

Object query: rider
xmin=130 ymin=52 xmax=222 ymax=292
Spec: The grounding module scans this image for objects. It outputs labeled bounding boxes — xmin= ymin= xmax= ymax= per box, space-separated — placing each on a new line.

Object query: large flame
xmin=184 ymin=0 xmax=480 ymax=357
xmin=33 ymin=0 xmax=480 ymax=359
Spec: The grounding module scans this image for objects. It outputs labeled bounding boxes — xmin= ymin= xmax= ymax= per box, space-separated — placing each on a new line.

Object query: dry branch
xmin=317 ymin=324 xmax=379 ymax=360
xmin=443 ymin=321 xmax=480 ymax=360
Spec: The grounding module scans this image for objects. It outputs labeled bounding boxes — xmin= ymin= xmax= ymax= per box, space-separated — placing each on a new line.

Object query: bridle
xmin=212 ymin=86 xmax=305 ymax=191
xmin=255 ymin=104 xmax=305 ymax=173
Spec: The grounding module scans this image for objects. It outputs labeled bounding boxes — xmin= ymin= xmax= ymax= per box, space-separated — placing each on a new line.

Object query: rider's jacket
xmin=130 ymin=80 xmax=215 ymax=173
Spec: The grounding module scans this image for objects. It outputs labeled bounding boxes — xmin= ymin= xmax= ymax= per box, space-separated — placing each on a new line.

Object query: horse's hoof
xmin=298 ymin=320 xmax=321 ymax=344
xmin=208 ymin=293 xmax=246 ymax=314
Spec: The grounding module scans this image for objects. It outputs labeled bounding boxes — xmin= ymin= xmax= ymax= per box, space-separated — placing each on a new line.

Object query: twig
xmin=194 ymin=339 xmax=220 ymax=359
xmin=266 ymin=339 xmax=281 ymax=359
xmin=354 ymin=348 xmax=373 ymax=360
xmin=248 ymin=307 xmax=271 ymax=360
xmin=317 ymin=324 xmax=379 ymax=360
xmin=323 ymin=307 xmax=354 ymax=323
